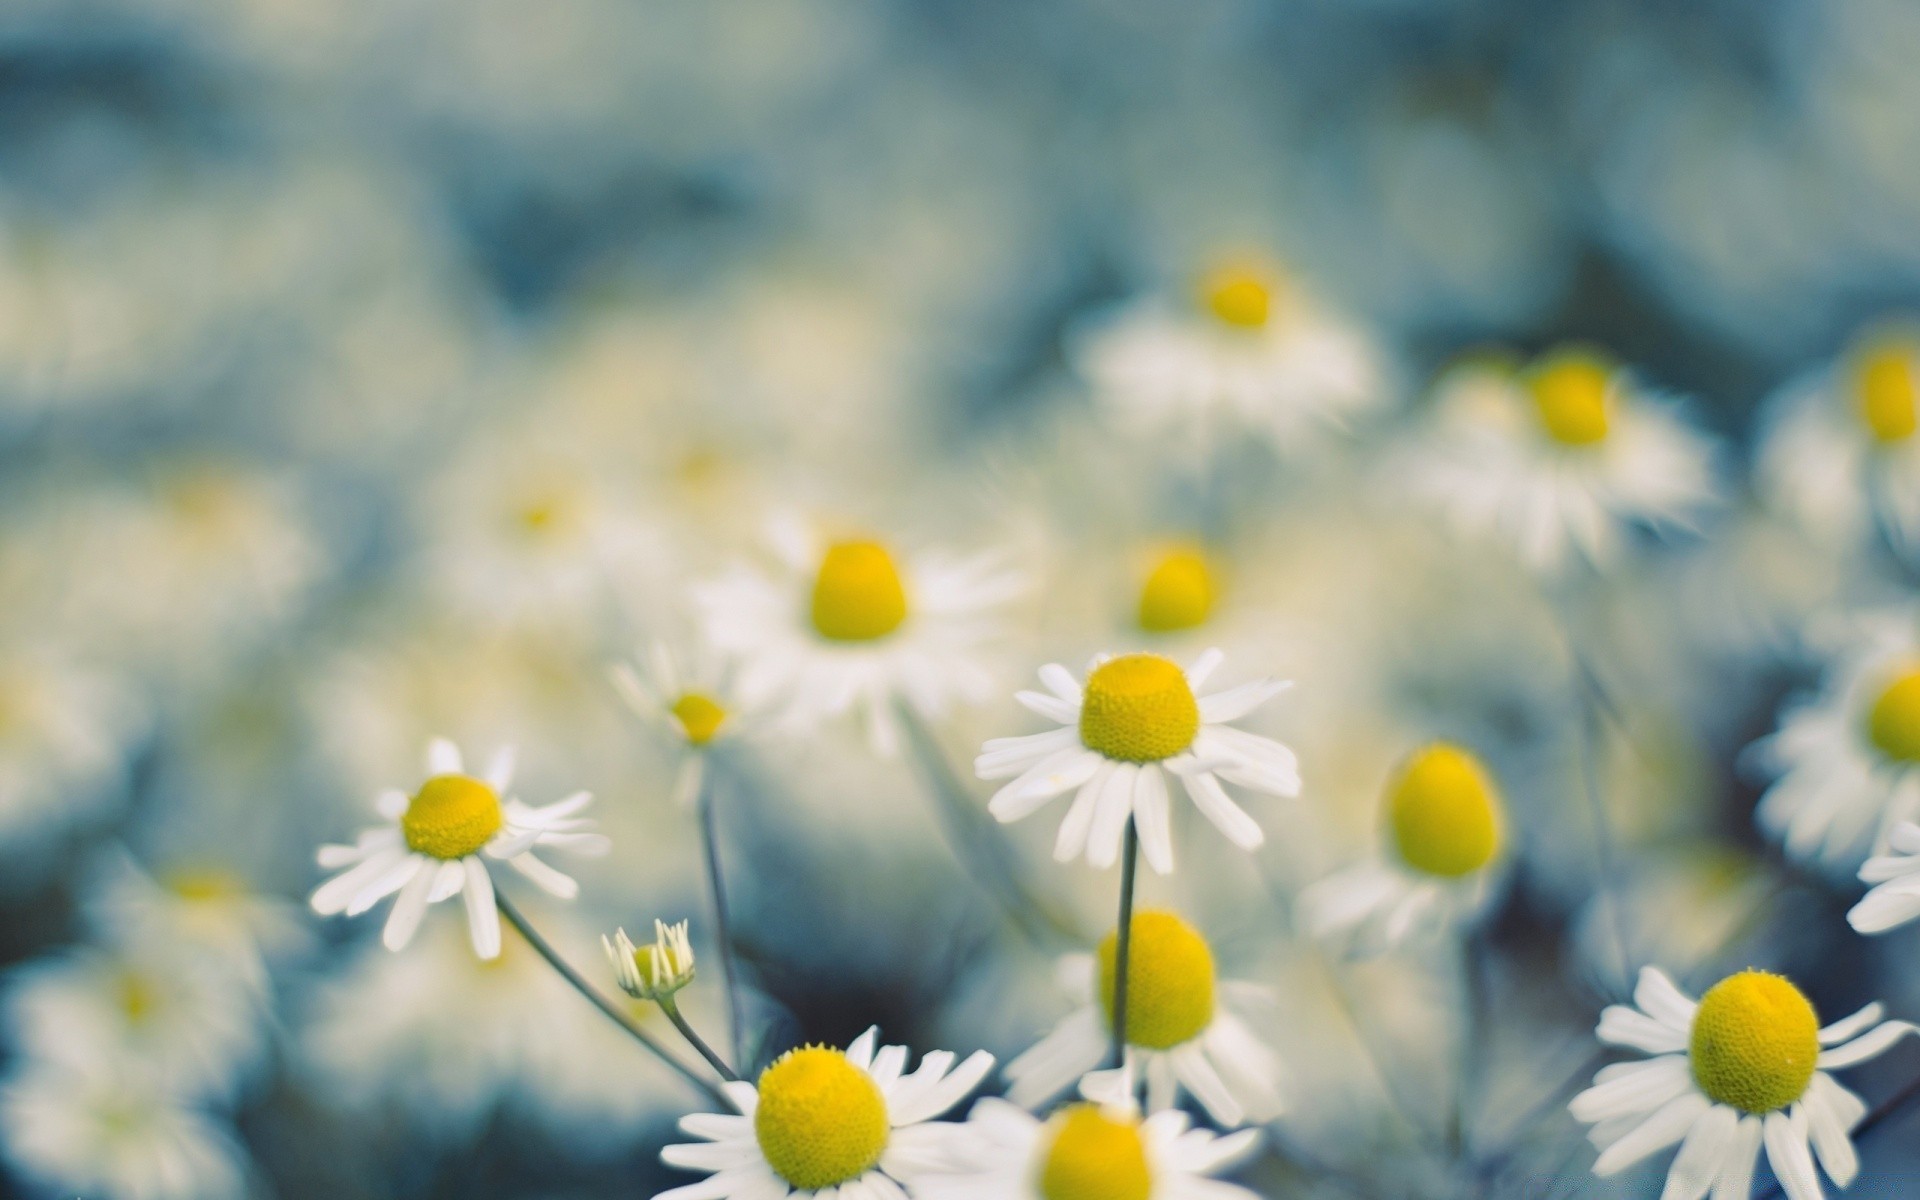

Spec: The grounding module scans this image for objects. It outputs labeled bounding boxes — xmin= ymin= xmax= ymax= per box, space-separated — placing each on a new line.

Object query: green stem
xmin=659 ymin=994 xmax=741 ymax=1082
xmin=696 ymin=764 xmax=746 ymax=1070
xmin=1109 ymin=820 xmax=1139 ymax=1070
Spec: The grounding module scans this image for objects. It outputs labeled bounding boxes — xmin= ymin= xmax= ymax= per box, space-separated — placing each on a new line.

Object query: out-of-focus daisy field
xmin=21 ymin=2 xmax=1920 ymax=1199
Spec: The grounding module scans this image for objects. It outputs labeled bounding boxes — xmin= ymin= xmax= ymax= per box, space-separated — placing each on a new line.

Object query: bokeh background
xmin=6 ymin=0 xmax=1920 ymax=1197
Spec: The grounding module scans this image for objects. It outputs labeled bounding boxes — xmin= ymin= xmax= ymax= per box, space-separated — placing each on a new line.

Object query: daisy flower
xmin=652 ymin=1026 xmax=993 ymax=1200
xmin=1400 ymin=347 xmax=1716 ymax=576
xmin=1753 ymin=623 xmax=1920 ymax=868
xmin=975 ymin=649 xmax=1298 ymax=873
xmin=1066 ymin=256 xmax=1384 ymax=459
xmin=1005 ymin=909 xmax=1282 ymax=1128
xmin=83 ymin=851 xmax=308 ymax=999
xmin=310 ymin=737 xmax=608 ymax=960
xmin=1757 ymin=325 xmax=1920 ymax=553
xmin=612 ymin=640 xmax=753 ymax=809
xmin=1570 ymin=966 xmax=1916 ymax=1200
xmin=694 ymin=518 xmax=1022 ymax=757
xmin=1297 ymin=742 xmax=1506 ymax=953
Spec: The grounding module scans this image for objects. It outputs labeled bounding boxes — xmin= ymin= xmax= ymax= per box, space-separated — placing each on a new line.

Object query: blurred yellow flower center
xmin=118 ymin=970 xmax=154 ymax=1024
xmin=670 ymin=692 xmax=728 ymax=746
xmin=1387 ymin=743 xmax=1503 ymax=878
xmin=1037 ymin=1105 xmax=1152 ymax=1200
xmin=1866 ymin=668 xmax=1920 ymax=764
xmin=1198 ymin=264 xmax=1275 ymax=330
xmin=1853 ymin=336 xmax=1919 ymax=444
xmin=166 ymin=870 xmax=242 ymax=902
xmin=1137 ymin=547 xmax=1216 ymax=633
xmin=401 ymin=774 xmax=504 ymax=861
xmin=1097 ymin=909 xmax=1216 ymax=1049
xmin=1689 ymin=970 xmax=1819 ymax=1114
xmin=1527 ymin=351 xmax=1612 ymax=446
xmin=810 ymin=540 xmax=909 ymax=642
xmin=753 ymin=1047 xmax=889 ymax=1190
xmin=1080 ymin=655 xmax=1199 ymax=763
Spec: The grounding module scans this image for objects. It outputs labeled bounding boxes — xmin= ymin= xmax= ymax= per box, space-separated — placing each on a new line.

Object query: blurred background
xmin=5 ymin=0 xmax=1920 ymax=1197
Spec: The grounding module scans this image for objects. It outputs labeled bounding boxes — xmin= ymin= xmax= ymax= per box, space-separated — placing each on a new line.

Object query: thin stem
xmin=1449 ymin=926 xmax=1491 ymax=1159
xmin=1554 ymin=598 xmax=1633 ymax=1000
xmin=696 ymin=765 xmax=745 ymax=1071
xmin=494 ymin=892 xmax=727 ymax=1106
xmin=659 ymin=995 xmax=740 ymax=1082
xmin=1109 ymin=820 xmax=1140 ymax=1070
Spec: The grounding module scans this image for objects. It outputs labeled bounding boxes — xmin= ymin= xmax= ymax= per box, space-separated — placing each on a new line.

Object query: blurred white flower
xmin=0 ymin=650 xmax=145 ymax=866
xmin=654 ymin=1026 xmax=993 ymax=1200
xmin=83 ymin=850 xmax=308 ymax=999
xmin=695 ymin=517 xmax=1022 ymax=757
xmin=1399 ymin=348 xmax=1717 ymax=576
xmin=976 ymin=650 xmax=1298 ymax=873
xmin=1571 ymin=967 xmax=1915 ymax=1200
xmin=1005 ymin=909 xmax=1282 ymax=1128
xmin=612 ymin=639 xmax=756 ymax=809
xmin=310 ymin=737 xmax=608 ymax=959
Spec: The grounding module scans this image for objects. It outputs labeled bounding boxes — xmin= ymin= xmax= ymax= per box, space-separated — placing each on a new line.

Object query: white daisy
xmin=1066 ymin=256 xmax=1385 ymax=459
xmin=652 ymin=1026 xmax=993 ymax=1200
xmin=1756 ymin=325 xmax=1920 ymax=553
xmin=0 ymin=648 xmax=146 ymax=869
xmin=83 ymin=850 xmax=308 ymax=999
xmin=974 ymin=649 xmax=1298 ymax=873
xmin=1570 ymin=966 xmax=1916 ymax=1200
xmin=915 ymin=1083 xmax=1262 ymax=1200
xmin=612 ymin=639 xmax=754 ymax=809
xmin=1399 ymin=347 xmax=1716 ymax=576
xmin=1848 ymin=821 xmax=1920 ymax=934
xmin=1005 ymin=909 xmax=1282 ymax=1128
xmin=1752 ymin=622 xmax=1920 ymax=868
xmin=694 ymin=517 xmax=1022 ymax=757
xmin=1297 ymin=742 xmax=1506 ymax=954
xmin=309 ymin=737 xmax=608 ymax=960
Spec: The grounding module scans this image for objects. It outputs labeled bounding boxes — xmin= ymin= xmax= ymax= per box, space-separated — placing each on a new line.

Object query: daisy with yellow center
xmin=1399 ymin=346 xmax=1716 ymax=575
xmin=310 ymin=738 xmax=608 ymax=959
xmin=1570 ymin=966 xmax=1916 ymax=1200
xmin=975 ymin=650 xmax=1297 ymax=873
xmin=1064 ymin=255 xmax=1384 ymax=459
xmin=651 ymin=1027 xmax=993 ymax=1200
xmin=612 ymin=639 xmax=752 ymax=809
xmin=1004 ymin=910 xmax=1282 ymax=1128
xmin=1297 ymin=742 xmax=1508 ymax=953
xmin=694 ymin=517 xmax=1022 ymax=757
xmin=1753 ymin=620 xmax=1920 ymax=869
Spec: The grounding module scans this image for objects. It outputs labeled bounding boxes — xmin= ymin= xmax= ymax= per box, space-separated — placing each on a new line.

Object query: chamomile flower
xmin=310 ymin=737 xmax=608 ymax=960
xmin=1066 ymin=256 xmax=1384 ymax=459
xmin=975 ymin=650 xmax=1298 ymax=873
xmin=606 ymin=920 xmax=697 ymax=1001
xmin=1400 ymin=347 xmax=1716 ymax=576
xmin=1005 ymin=910 xmax=1282 ymax=1128
xmin=694 ymin=518 xmax=1022 ymax=757
xmin=1297 ymin=743 xmax=1507 ymax=954
xmin=83 ymin=851 xmax=308 ymax=999
xmin=653 ymin=1026 xmax=993 ymax=1200
xmin=1757 ymin=325 xmax=1920 ymax=552
xmin=612 ymin=640 xmax=752 ymax=809
xmin=1570 ymin=966 xmax=1916 ymax=1200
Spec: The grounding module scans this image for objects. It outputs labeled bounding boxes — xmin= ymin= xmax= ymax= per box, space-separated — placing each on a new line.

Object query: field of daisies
xmin=14 ymin=2 xmax=1920 ymax=1200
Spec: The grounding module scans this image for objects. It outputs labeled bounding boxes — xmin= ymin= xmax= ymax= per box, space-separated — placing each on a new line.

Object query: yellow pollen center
xmin=1097 ymin=909 xmax=1216 ymax=1049
xmin=1527 ymin=350 xmax=1613 ymax=446
xmin=670 ymin=692 xmax=728 ymax=746
xmin=165 ymin=870 xmax=241 ymax=902
xmin=1853 ymin=336 xmax=1920 ymax=444
xmin=118 ymin=971 xmax=154 ymax=1024
xmin=1198 ymin=263 xmax=1276 ymax=330
xmin=1386 ymin=743 xmax=1503 ymax=878
xmin=1037 ymin=1105 xmax=1152 ymax=1200
xmin=1137 ymin=547 xmax=1217 ymax=633
xmin=401 ymin=774 xmax=504 ymax=861
xmin=1079 ymin=654 xmax=1199 ymax=763
xmin=753 ymin=1047 xmax=890 ymax=1190
xmin=1688 ymin=970 xmax=1820 ymax=1114
xmin=1866 ymin=668 xmax=1920 ymax=764
xmin=810 ymin=540 xmax=909 ymax=642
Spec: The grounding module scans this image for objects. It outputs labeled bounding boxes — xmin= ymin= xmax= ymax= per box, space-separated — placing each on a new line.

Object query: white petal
xmin=1709 ymin=1116 xmax=1764 ymax=1200
xmin=462 ymin=858 xmax=500 ymax=959
xmin=1571 ymin=1057 xmax=1692 ymax=1125
xmin=1662 ymin=1103 xmax=1738 ymax=1200
xmin=1196 ymin=679 xmax=1291 ymax=724
xmin=1818 ymin=1004 xmax=1885 ymax=1047
xmin=1054 ymin=765 xmax=1111 ymax=863
xmin=989 ymin=750 xmax=1103 ymax=822
xmin=1038 ymin=664 xmax=1083 ymax=703
xmin=1599 ymin=1005 xmax=1690 ymax=1055
xmin=1762 ymin=1108 xmax=1821 ymax=1200
xmin=1016 ymin=690 xmax=1079 ymax=724
xmin=484 ymin=745 xmax=517 ymax=792
xmin=426 ymin=738 xmax=462 ymax=776
xmin=1184 ymin=649 xmax=1224 ymax=691
xmin=1180 ymin=771 xmax=1265 ymax=850
xmin=1802 ymin=1076 xmax=1862 ymax=1187
xmin=1816 ymin=1019 xmax=1917 ymax=1069
xmin=1593 ymin=1092 xmax=1709 ymax=1176
xmin=381 ymin=865 xmax=438 ymax=951
xmin=1133 ymin=765 xmax=1174 ymax=875
xmin=1634 ymin=967 xmax=1700 ymax=1031
xmin=375 ymin=789 xmax=408 ymax=820
xmin=1086 ymin=765 xmax=1138 ymax=869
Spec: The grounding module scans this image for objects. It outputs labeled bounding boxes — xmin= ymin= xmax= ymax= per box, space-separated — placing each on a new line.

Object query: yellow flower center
xmin=165 ymin=870 xmax=242 ymax=902
xmin=1198 ymin=263 xmax=1274 ymax=330
xmin=1688 ymin=970 xmax=1820 ymax=1114
xmin=1386 ymin=743 xmax=1503 ymax=878
xmin=1865 ymin=667 xmax=1920 ymax=764
xmin=1527 ymin=349 xmax=1613 ymax=447
xmin=1097 ymin=909 xmax=1216 ymax=1049
xmin=1037 ymin=1105 xmax=1152 ymax=1200
xmin=809 ymin=540 xmax=909 ymax=642
xmin=1137 ymin=546 xmax=1216 ymax=633
xmin=118 ymin=970 xmax=154 ymax=1024
xmin=753 ymin=1047 xmax=890 ymax=1190
xmin=670 ymin=692 xmax=728 ymax=746
xmin=401 ymin=774 xmax=504 ymax=861
xmin=1079 ymin=654 xmax=1199 ymax=763
xmin=1853 ymin=335 xmax=1920 ymax=444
